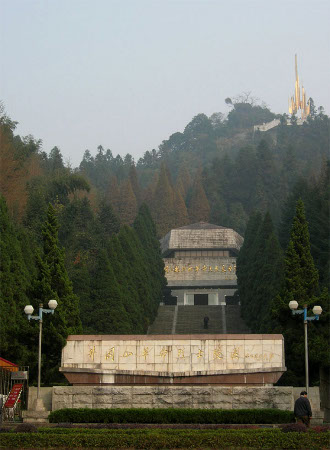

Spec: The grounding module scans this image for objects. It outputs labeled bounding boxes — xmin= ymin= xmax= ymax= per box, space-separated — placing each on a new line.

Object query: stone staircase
xmin=175 ymin=306 xmax=226 ymax=334
xmin=148 ymin=305 xmax=250 ymax=335
xmin=147 ymin=305 xmax=176 ymax=334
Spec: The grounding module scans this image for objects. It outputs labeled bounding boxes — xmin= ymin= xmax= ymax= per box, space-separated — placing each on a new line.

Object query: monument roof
xmin=160 ymin=222 xmax=243 ymax=256
xmin=176 ymin=222 xmax=226 ymax=230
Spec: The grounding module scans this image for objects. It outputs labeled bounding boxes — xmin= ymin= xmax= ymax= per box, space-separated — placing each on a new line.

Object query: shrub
xmin=0 ymin=428 xmax=329 ymax=449
xmin=280 ymin=423 xmax=307 ymax=433
xmin=312 ymin=425 xmax=330 ymax=433
xmin=14 ymin=423 xmax=38 ymax=433
xmin=48 ymin=407 xmax=295 ymax=424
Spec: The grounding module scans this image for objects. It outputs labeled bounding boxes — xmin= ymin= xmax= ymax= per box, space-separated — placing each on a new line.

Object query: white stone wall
xmin=253 ymin=119 xmax=280 ymax=132
xmin=61 ymin=336 xmax=284 ymax=375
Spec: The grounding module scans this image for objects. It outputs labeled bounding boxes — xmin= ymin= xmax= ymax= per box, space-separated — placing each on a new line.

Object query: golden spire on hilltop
xmin=288 ymin=54 xmax=310 ymax=120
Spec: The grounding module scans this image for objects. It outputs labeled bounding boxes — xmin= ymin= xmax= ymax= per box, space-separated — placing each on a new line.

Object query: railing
xmin=0 ymin=366 xmax=29 ymax=423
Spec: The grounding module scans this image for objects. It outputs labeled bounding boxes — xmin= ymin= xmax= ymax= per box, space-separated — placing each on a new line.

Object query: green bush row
xmin=48 ymin=407 xmax=294 ymax=424
xmin=1 ymin=429 xmax=329 ymax=449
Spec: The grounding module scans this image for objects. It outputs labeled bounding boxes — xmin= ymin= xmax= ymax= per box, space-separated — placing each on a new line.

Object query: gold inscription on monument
xmin=165 ymin=264 xmax=236 ymax=273
xmin=178 ymin=349 xmax=185 ymax=358
xmin=245 ymin=352 xmax=274 ymax=362
xmin=231 ymin=347 xmax=240 ymax=360
xmin=142 ymin=347 xmax=150 ymax=361
xmin=88 ymin=346 xmax=96 ymax=361
xmin=105 ymin=347 xmax=115 ymax=361
xmin=213 ymin=346 xmax=224 ymax=360
xmin=123 ymin=350 xmax=133 ymax=358
xmin=197 ymin=349 xmax=204 ymax=358
xmin=160 ymin=348 xmax=168 ymax=359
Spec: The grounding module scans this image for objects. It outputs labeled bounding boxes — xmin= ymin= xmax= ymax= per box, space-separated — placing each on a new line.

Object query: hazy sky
xmin=1 ymin=0 xmax=329 ymax=167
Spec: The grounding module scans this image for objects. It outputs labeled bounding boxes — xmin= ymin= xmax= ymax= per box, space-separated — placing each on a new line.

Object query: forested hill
xmin=77 ymin=102 xmax=329 ymax=237
xmin=1 ymin=101 xmax=329 ymax=240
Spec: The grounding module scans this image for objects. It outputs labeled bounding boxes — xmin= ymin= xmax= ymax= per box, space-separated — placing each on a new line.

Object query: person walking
xmin=203 ymin=316 xmax=209 ymax=329
xmin=294 ymin=391 xmax=312 ymax=427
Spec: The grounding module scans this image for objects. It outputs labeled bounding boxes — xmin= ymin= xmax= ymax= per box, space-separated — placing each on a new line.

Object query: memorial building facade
xmin=161 ymin=222 xmax=243 ymax=306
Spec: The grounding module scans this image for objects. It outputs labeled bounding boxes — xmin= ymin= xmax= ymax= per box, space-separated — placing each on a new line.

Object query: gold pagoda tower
xmin=288 ymin=54 xmax=310 ymax=120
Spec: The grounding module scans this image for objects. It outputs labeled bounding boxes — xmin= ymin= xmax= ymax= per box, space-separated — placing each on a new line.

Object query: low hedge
xmin=0 ymin=429 xmax=329 ymax=449
xmin=48 ymin=407 xmax=294 ymax=424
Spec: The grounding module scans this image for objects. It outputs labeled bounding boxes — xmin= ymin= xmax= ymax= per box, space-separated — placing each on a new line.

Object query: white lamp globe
xmin=48 ymin=299 xmax=58 ymax=310
xmin=312 ymin=305 xmax=322 ymax=316
xmin=24 ymin=305 xmax=34 ymax=315
xmin=289 ymin=300 xmax=299 ymax=310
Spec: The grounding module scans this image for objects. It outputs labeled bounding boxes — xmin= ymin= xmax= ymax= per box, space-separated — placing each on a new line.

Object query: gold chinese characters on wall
xmin=164 ymin=264 xmax=236 ymax=274
xmin=87 ymin=345 xmax=276 ymax=364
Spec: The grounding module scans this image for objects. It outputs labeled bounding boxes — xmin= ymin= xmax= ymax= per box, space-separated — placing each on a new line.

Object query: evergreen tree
xmin=30 ymin=203 xmax=82 ymax=382
xmin=84 ymin=249 xmax=131 ymax=334
xmin=237 ymin=211 xmax=262 ymax=321
xmin=238 ymin=211 xmax=283 ymax=332
xmin=188 ymin=174 xmax=210 ymax=223
xmin=248 ymin=212 xmax=284 ymax=332
xmin=118 ymin=226 xmax=155 ymax=329
xmin=176 ymin=165 xmax=192 ymax=199
xmin=173 ymin=189 xmax=189 ymax=228
xmin=105 ymin=176 xmax=121 ymax=214
xmin=117 ymin=178 xmax=137 ymax=225
xmin=151 ymin=162 xmax=176 ymax=237
xmin=96 ymin=199 xmax=120 ymax=241
xmin=134 ymin=204 xmax=167 ymax=320
xmin=107 ymin=235 xmax=144 ymax=333
xmin=129 ymin=165 xmax=142 ymax=206
xmin=42 ymin=204 xmax=82 ymax=333
xmin=271 ymin=199 xmax=321 ymax=385
xmin=0 ymin=196 xmax=35 ymax=366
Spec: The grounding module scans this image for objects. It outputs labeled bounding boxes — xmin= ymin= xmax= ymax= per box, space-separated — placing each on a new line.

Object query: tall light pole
xmin=24 ymin=300 xmax=58 ymax=400
xmin=289 ymin=301 xmax=322 ymax=394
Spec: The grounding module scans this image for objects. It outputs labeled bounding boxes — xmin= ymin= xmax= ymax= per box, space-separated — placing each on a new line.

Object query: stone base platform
xmin=22 ymin=410 xmax=49 ymax=423
xmin=52 ymin=385 xmax=320 ymax=414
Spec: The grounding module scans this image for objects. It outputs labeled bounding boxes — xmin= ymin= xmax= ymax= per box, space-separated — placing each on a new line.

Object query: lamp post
xmin=24 ymin=300 xmax=58 ymax=400
xmin=288 ymin=301 xmax=322 ymax=394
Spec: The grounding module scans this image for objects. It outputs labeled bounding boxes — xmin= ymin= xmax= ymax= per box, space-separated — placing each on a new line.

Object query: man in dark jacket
xmin=294 ymin=391 xmax=312 ymax=427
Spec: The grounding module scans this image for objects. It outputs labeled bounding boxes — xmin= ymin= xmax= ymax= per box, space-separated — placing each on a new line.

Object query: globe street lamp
xmin=289 ymin=301 xmax=322 ymax=394
xmin=24 ymin=300 xmax=58 ymax=401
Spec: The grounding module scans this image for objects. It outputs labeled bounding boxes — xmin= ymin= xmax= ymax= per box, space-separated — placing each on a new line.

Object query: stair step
xmin=148 ymin=305 xmax=250 ymax=335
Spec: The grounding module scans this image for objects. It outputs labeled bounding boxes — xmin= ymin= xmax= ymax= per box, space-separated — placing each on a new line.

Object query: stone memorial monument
xmin=161 ymin=222 xmax=243 ymax=306
xmin=60 ymin=334 xmax=286 ymax=385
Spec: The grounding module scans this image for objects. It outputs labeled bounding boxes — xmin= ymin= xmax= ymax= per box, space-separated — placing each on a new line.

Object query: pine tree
xmin=96 ymin=199 xmax=120 ymax=240
xmin=85 ymin=249 xmax=132 ymax=334
xmin=151 ymin=162 xmax=176 ymax=237
xmin=247 ymin=212 xmax=284 ymax=332
xmin=176 ymin=165 xmax=192 ymax=199
xmin=237 ymin=211 xmax=262 ymax=321
xmin=129 ymin=165 xmax=142 ymax=206
xmin=105 ymin=176 xmax=121 ymax=214
xmin=118 ymin=226 xmax=154 ymax=329
xmin=283 ymin=199 xmax=319 ymax=304
xmin=42 ymin=204 xmax=82 ymax=334
xmin=271 ymin=199 xmax=320 ymax=385
xmin=107 ymin=234 xmax=145 ymax=333
xmin=0 ymin=196 xmax=35 ymax=366
xmin=30 ymin=203 xmax=82 ymax=382
xmin=134 ymin=204 xmax=167 ymax=321
xmin=173 ymin=189 xmax=189 ymax=228
xmin=117 ymin=179 xmax=137 ymax=225
xmin=188 ymin=175 xmax=210 ymax=223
